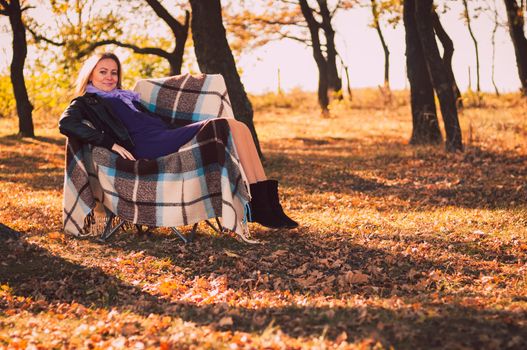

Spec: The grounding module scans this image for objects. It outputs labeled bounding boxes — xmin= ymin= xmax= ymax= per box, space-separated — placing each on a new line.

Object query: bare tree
xmin=403 ymin=0 xmax=442 ymax=145
xmin=229 ymin=0 xmax=347 ymax=112
xmin=371 ymin=0 xmax=390 ymax=89
xmin=317 ymin=0 xmax=342 ymax=94
xmin=431 ymin=10 xmax=462 ymax=108
xmin=489 ymin=0 xmax=501 ymax=96
xmin=462 ymin=0 xmax=481 ymax=93
xmin=299 ymin=0 xmax=330 ymax=113
xmin=0 ymin=0 xmax=34 ymax=137
xmin=415 ymin=0 xmax=463 ymax=151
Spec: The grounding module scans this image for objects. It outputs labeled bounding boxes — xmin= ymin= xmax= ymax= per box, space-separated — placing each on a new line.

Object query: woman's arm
xmin=59 ymin=98 xmax=115 ymax=149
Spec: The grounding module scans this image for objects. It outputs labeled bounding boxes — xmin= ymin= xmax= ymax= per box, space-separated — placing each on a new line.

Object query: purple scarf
xmin=86 ymin=84 xmax=141 ymax=112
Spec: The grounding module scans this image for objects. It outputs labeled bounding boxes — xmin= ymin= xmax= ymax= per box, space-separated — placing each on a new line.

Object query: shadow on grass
xmin=264 ymin=137 xmax=527 ymax=210
xmin=0 ymin=135 xmax=64 ymax=191
xmin=109 ymin=226 xmax=525 ymax=299
xmin=0 ymin=134 xmax=64 ymax=147
xmin=1 ymin=237 xmax=526 ymax=348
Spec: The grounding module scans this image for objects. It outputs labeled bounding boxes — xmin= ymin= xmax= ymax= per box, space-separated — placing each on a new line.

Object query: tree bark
xmin=299 ymin=0 xmax=329 ymax=112
xmin=317 ymin=0 xmax=342 ymax=95
xmin=2 ymin=0 xmax=34 ymax=137
xmin=503 ymin=0 xmax=527 ymax=95
xmin=403 ymin=0 xmax=442 ymax=145
xmin=415 ymin=0 xmax=463 ymax=152
xmin=189 ymin=0 xmax=262 ymax=156
xmin=431 ymin=10 xmax=462 ymax=108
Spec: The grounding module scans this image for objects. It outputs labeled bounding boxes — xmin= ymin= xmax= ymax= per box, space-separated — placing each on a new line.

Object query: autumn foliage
xmin=1 ymin=90 xmax=527 ymax=348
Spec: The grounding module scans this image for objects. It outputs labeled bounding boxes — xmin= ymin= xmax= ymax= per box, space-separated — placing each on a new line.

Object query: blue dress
xmin=104 ymin=97 xmax=206 ymax=160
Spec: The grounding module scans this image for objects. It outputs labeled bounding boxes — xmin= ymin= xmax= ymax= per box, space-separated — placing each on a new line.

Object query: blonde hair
xmin=74 ymin=52 xmax=122 ymax=96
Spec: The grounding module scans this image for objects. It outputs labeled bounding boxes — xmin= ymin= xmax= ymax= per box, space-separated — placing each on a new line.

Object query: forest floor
xmin=1 ymin=90 xmax=527 ymax=349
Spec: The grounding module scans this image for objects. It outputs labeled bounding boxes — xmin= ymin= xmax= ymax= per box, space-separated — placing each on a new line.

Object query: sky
xmin=237 ymin=1 xmax=522 ymax=94
xmin=0 ymin=0 xmax=523 ymax=94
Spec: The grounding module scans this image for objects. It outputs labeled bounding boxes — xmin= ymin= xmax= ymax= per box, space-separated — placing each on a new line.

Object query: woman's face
xmin=90 ymin=58 xmax=119 ymax=91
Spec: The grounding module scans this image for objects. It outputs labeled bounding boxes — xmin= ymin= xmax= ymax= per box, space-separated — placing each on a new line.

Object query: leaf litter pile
xmin=1 ymin=92 xmax=527 ymax=349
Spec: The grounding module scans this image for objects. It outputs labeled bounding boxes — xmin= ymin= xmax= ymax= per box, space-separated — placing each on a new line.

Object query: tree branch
xmin=144 ymin=0 xmax=184 ymax=33
xmin=20 ymin=5 xmax=35 ymax=12
xmin=254 ymin=17 xmax=307 ymax=27
xmin=0 ymin=9 xmax=7 ymax=16
xmin=280 ymin=0 xmax=299 ymax=5
xmin=27 ymin=25 xmax=65 ymax=46
xmin=183 ymin=9 xmax=190 ymax=29
xmin=281 ymin=33 xmax=312 ymax=46
xmin=331 ymin=0 xmax=342 ymax=17
xmin=0 ymin=0 xmax=9 ymax=10
xmin=77 ymin=39 xmax=171 ymax=59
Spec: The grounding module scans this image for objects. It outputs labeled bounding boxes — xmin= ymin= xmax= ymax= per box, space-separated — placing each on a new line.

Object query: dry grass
xmin=1 ymin=89 xmax=527 ymax=349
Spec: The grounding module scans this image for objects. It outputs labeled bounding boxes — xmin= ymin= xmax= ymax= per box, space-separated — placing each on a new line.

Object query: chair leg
xmin=215 ymin=217 xmax=223 ymax=232
xmin=98 ymin=214 xmax=125 ymax=242
xmin=171 ymin=223 xmax=198 ymax=244
xmin=135 ymin=224 xmax=151 ymax=235
xmin=204 ymin=217 xmax=223 ymax=233
xmin=170 ymin=217 xmax=222 ymax=244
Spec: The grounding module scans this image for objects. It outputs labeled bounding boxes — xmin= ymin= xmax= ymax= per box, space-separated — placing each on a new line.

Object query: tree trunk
xmin=342 ymin=62 xmax=353 ymax=100
xmin=403 ymin=0 xmax=442 ymax=145
xmin=299 ymin=0 xmax=329 ymax=113
xmin=462 ymin=0 xmax=480 ymax=92
xmin=189 ymin=0 xmax=262 ymax=156
xmin=168 ymin=13 xmax=189 ymax=75
xmin=415 ymin=0 xmax=463 ymax=152
xmin=317 ymin=0 xmax=342 ymax=95
xmin=5 ymin=0 xmax=34 ymax=137
xmin=144 ymin=0 xmax=189 ymax=76
xmin=503 ymin=0 xmax=527 ymax=95
xmin=431 ymin=10 xmax=462 ymax=108
xmin=371 ymin=0 xmax=390 ymax=88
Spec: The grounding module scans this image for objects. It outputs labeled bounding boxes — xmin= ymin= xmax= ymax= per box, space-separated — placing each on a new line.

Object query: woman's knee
xmin=227 ymin=119 xmax=250 ymax=134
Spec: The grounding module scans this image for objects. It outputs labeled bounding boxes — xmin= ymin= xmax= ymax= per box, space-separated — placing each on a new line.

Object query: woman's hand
xmin=111 ymin=143 xmax=136 ymax=160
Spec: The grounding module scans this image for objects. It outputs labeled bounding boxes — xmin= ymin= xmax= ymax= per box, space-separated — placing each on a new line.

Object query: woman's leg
xmin=226 ymin=119 xmax=266 ymax=184
xmin=224 ymin=118 xmax=298 ymax=229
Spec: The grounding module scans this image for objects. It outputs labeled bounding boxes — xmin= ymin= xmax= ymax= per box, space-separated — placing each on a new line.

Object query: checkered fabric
xmin=133 ymin=73 xmax=235 ymax=124
xmin=62 ymin=74 xmax=250 ymax=237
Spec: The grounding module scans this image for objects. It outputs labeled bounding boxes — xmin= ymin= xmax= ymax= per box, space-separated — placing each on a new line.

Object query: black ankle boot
xmin=266 ymin=180 xmax=299 ymax=229
xmin=249 ymin=181 xmax=286 ymax=229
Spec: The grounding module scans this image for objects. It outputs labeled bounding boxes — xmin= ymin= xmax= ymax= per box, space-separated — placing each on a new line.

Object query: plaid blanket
xmin=133 ymin=73 xmax=235 ymax=124
xmin=63 ymin=74 xmax=251 ymax=238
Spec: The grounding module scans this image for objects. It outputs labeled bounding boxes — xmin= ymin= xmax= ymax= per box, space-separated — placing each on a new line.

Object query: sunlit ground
xmin=1 ymin=89 xmax=527 ymax=349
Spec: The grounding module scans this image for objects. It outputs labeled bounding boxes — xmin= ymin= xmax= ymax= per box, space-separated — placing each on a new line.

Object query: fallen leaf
xmin=343 ymin=271 xmax=369 ymax=284
xmin=224 ymin=249 xmax=241 ymax=258
xmin=48 ymin=232 xmax=64 ymax=241
xmin=218 ymin=316 xmax=233 ymax=327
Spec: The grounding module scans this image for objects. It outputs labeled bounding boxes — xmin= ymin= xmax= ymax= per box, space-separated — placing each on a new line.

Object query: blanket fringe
xmin=80 ymin=203 xmax=121 ymax=237
xmin=235 ymin=222 xmax=262 ymax=244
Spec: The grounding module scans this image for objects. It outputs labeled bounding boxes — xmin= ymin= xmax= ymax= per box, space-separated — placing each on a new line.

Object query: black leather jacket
xmin=59 ymin=93 xmax=135 ymax=150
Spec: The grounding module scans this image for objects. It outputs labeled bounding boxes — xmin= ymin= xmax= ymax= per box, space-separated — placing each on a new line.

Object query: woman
xmin=59 ymin=52 xmax=298 ymax=229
